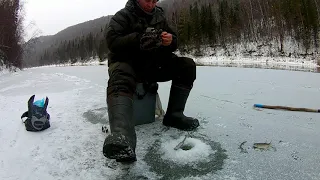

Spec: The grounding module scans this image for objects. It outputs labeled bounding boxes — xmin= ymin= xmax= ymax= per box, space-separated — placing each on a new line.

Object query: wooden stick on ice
xmin=254 ymin=104 xmax=320 ymax=113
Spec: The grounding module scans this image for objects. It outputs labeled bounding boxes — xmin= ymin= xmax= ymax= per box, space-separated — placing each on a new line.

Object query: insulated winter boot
xmin=103 ymin=96 xmax=137 ymax=162
xmin=163 ymin=85 xmax=200 ymax=131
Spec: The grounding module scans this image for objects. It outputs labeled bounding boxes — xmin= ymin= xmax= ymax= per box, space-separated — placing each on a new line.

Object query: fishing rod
xmin=253 ymin=104 xmax=320 ymax=113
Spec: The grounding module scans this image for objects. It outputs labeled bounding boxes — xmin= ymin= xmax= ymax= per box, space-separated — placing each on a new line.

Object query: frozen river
xmin=0 ymin=65 xmax=319 ymax=180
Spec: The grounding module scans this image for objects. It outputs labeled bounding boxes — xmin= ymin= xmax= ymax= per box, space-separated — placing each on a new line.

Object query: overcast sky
xmin=24 ymin=0 xmax=128 ymax=41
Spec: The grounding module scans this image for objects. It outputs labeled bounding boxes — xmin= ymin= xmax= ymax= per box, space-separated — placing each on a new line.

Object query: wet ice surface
xmin=1 ymin=65 xmax=320 ymax=180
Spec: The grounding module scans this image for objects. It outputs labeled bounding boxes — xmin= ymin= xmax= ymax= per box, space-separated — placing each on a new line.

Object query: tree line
xmin=168 ymin=0 xmax=320 ymax=56
xmin=30 ymin=0 xmax=320 ymax=66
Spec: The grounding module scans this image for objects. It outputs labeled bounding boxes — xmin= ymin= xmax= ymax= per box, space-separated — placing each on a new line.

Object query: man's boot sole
xmin=103 ymin=134 xmax=136 ymax=162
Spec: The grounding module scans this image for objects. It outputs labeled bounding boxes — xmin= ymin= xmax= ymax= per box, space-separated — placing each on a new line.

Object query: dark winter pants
xmin=107 ymin=55 xmax=196 ymax=98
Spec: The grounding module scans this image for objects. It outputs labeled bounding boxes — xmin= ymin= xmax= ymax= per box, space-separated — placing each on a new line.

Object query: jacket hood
xmin=125 ymin=0 xmax=163 ymax=16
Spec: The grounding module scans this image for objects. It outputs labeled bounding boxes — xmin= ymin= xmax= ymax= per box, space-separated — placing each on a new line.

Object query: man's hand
xmin=161 ymin=32 xmax=172 ymax=46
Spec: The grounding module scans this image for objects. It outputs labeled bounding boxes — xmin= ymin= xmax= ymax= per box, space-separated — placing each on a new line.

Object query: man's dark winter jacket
xmin=106 ymin=0 xmax=178 ymax=68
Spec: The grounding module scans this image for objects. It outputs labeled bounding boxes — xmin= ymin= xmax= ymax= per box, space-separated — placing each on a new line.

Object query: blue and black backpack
xmin=21 ymin=95 xmax=51 ymax=132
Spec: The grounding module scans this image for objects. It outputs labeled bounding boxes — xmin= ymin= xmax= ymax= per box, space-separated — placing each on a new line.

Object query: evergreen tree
xmin=0 ymin=0 xmax=24 ymax=69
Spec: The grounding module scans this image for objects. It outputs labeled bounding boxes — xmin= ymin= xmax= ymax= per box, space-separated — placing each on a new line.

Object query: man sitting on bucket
xmin=103 ymin=0 xmax=200 ymax=162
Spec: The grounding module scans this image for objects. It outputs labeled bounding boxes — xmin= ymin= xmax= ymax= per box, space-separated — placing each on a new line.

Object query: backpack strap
xmin=21 ymin=111 xmax=29 ymax=123
xmin=21 ymin=111 xmax=28 ymax=119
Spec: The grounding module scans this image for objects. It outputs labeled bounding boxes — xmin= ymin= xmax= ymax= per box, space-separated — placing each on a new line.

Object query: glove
xmin=140 ymin=27 xmax=163 ymax=51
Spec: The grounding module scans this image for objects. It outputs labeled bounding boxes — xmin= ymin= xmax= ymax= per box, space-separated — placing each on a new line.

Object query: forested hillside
xmin=22 ymin=16 xmax=112 ymax=67
xmin=161 ymin=0 xmax=320 ymax=58
xmin=23 ymin=0 xmax=320 ymax=67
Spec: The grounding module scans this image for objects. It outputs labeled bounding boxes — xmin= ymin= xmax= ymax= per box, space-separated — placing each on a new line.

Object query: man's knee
xmin=107 ymin=62 xmax=137 ymax=98
xmin=181 ymin=56 xmax=196 ymax=67
xmin=172 ymin=57 xmax=196 ymax=88
xmin=179 ymin=57 xmax=196 ymax=80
